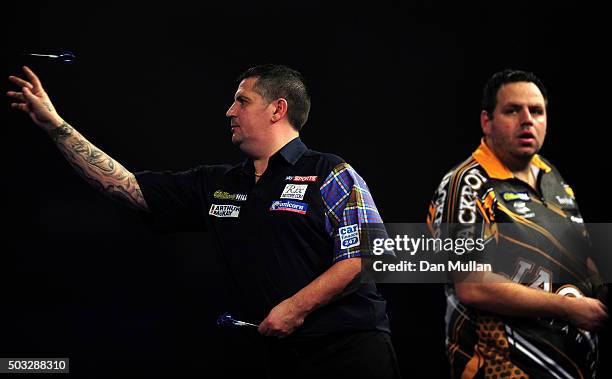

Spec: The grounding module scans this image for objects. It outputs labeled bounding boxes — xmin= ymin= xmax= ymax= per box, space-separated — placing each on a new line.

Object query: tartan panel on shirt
xmin=320 ymin=162 xmax=384 ymax=262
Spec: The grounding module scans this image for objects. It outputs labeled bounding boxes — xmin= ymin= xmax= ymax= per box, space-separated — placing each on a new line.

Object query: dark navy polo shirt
xmin=135 ymin=137 xmax=390 ymax=336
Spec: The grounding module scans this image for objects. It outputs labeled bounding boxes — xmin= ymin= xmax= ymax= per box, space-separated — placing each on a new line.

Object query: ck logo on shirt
xmin=339 ymin=224 xmax=360 ymax=249
xmin=285 ymin=175 xmax=318 ymax=182
xmin=280 ymin=184 xmax=308 ymax=200
xmin=269 ymin=200 xmax=309 ymax=215
xmin=209 ymin=204 xmax=241 ymax=218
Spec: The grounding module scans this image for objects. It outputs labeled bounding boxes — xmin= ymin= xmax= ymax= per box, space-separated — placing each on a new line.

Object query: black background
xmin=2 ymin=2 xmax=610 ymax=378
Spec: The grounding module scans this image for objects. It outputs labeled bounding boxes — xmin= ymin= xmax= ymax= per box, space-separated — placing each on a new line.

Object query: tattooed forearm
xmin=106 ymin=182 xmax=146 ymax=210
xmin=49 ymin=121 xmax=73 ymax=142
xmin=50 ymin=122 xmax=149 ymax=211
xmin=72 ymin=140 xmax=118 ymax=173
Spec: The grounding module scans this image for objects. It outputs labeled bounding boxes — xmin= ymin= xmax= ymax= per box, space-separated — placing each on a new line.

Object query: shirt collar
xmin=472 ymin=138 xmax=551 ymax=180
xmin=239 ymin=137 xmax=308 ymax=176
xmin=275 ymin=137 xmax=308 ymax=165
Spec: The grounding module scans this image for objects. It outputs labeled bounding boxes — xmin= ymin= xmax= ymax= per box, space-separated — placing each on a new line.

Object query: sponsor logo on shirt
xmin=555 ymin=195 xmax=575 ymax=207
xmin=570 ymin=215 xmax=584 ymax=223
xmin=512 ymin=201 xmax=535 ymax=218
xmin=458 ymin=168 xmax=488 ymax=224
xmin=339 ymin=224 xmax=360 ymax=249
xmin=213 ymin=190 xmax=248 ymax=201
xmin=209 ymin=204 xmax=241 ymax=218
xmin=280 ymin=184 xmax=308 ymax=200
xmin=513 ymin=202 xmax=529 ymax=213
xmin=502 ymin=191 xmax=531 ymax=202
xmin=285 ymin=175 xmax=318 ymax=182
xmin=269 ymin=200 xmax=309 ymax=214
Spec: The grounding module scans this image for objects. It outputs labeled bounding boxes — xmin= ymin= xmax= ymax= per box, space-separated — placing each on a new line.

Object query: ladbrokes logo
xmin=209 ymin=204 xmax=241 ymax=218
xmin=269 ymin=200 xmax=308 ymax=214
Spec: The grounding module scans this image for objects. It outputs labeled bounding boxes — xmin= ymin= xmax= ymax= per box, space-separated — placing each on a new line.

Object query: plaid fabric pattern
xmin=320 ymin=162 xmax=384 ymax=262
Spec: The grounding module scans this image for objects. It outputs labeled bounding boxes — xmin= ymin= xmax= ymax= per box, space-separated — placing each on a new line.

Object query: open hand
xmin=7 ymin=66 xmax=64 ymax=130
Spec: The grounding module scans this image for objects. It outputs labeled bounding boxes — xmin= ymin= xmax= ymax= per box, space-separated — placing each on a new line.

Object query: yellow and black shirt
xmin=427 ymin=140 xmax=598 ymax=379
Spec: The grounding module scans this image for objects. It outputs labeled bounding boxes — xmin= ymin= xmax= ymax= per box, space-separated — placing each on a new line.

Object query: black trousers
xmin=263 ymin=330 xmax=402 ymax=379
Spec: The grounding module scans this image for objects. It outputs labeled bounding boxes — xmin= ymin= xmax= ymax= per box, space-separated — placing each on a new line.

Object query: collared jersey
xmin=135 ymin=137 xmax=390 ymax=336
xmin=427 ymin=140 xmax=598 ymax=379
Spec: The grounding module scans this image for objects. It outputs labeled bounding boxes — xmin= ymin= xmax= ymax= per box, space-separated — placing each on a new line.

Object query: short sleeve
xmin=320 ymin=162 xmax=386 ymax=262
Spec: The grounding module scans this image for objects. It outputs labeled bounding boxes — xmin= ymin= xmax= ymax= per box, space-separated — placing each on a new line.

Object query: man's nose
xmin=519 ymin=107 xmax=534 ymax=126
xmin=226 ymin=102 xmax=236 ymax=118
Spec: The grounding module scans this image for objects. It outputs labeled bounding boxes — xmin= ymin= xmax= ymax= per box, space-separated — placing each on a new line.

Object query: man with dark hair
xmin=236 ymin=64 xmax=311 ymax=130
xmin=427 ymin=69 xmax=608 ymax=378
xmin=8 ymin=64 xmax=401 ymax=378
xmin=481 ymin=69 xmax=548 ymax=118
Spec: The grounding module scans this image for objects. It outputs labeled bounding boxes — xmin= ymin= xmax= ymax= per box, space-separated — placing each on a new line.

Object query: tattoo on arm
xmin=49 ymin=121 xmax=73 ymax=142
xmin=72 ymin=140 xmax=118 ymax=173
xmin=50 ymin=122 xmax=148 ymax=211
xmin=43 ymin=101 xmax=54 ymax=113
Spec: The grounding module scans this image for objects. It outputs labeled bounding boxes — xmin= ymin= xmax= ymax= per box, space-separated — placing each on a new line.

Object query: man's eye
xmin=531 ymin=108 xmax=544 ymax=115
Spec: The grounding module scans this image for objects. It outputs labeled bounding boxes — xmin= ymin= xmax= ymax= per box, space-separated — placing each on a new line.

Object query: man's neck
xmin=253 ymin=158 xmax=269 ymax=182
xmin=512 ymin=166 xmax=538 ymax=189
xmin=504 ymin=158 xmax=537 ymax=189
xmin=251 ymin=129 xmax=299 ymax=181
xmin=485 ymin=139 xmax=537 ymax=189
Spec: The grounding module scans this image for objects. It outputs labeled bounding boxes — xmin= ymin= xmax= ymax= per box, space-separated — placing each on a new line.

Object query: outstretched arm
xmin=8 ymin=66 xmax=148 ymax=211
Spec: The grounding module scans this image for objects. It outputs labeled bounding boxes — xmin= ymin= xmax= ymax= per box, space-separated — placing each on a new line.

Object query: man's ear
xmin=271 ymin=98 xmax=288 ymax=122
xmin=480 ymin=110 xmax=491 ymax=136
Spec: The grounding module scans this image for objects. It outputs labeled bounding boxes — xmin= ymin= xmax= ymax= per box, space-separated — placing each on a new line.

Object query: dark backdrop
xmin=2 ymin=2 xmax=610 ymax=378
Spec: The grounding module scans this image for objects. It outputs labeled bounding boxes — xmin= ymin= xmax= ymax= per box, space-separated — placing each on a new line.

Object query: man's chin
xmin=516 ymin=143 xmax=540 ymax=155
xmin=231 ymin=136 xmax=242 ymax=146
xmin=513 ymin=148 xmax=538 ymax=161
